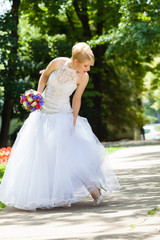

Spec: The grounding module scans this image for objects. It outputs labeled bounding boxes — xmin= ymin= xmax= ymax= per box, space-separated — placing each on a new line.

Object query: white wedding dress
xmin=0 ymin=60 xmax=120 ymax=210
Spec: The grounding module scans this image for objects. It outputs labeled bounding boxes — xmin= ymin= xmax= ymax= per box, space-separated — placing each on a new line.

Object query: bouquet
xmin=20 ymin=89 xmax=44 ymax=112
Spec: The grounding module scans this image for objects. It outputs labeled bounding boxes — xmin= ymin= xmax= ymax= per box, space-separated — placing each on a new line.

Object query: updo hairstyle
xmin=71 ymin=42 xmax=94 ymax=65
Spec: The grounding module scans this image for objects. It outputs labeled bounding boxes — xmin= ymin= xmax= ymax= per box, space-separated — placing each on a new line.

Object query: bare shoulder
xmin=49 ymin=57 xmax=69 ymax=69
xmin=74 ymin=72 xmax=89 ymax=98
xmin=77 ymin=72 xmax=89 ymax=86
xmin=52 ymin=57 xmax=69 ymax=64
xmin=82 ymin=72 xmax=89 ymax=82
xmin=43 ymin=57 xmax=69 ymax=78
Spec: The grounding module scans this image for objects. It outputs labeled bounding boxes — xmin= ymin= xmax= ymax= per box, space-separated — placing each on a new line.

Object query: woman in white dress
xmin=0 ymin=42 xmax=120 ymax=210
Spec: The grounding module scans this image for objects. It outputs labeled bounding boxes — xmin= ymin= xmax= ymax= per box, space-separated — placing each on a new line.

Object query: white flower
xmin=25 ymin=91 xmax=31 ymax=96
xmin=23 ymin=102 xmax=27 ymax=108
xmin=27 ymin=97 xmax=32 ymax=102
xmin=31 ymin=102 xmax=37 ymax=107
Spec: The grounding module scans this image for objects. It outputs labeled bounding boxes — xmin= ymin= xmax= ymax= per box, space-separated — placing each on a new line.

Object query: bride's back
xmin=41 ymin=61 xmax=77 ymax=114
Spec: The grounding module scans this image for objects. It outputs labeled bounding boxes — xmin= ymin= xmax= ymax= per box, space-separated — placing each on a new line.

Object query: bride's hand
xmin=73 ymin=117 xmax=77 ymax=126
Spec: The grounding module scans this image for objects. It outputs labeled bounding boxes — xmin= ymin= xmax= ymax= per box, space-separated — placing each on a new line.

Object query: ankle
xmin=91 ymin=187 xmax=101 ymax=200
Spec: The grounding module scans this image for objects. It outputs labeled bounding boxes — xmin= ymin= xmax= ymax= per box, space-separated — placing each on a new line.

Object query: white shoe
xmin=93 ymin=194 xmax=103 ymax=207
xmin=96 ymin=182 xmax=107 ymax=192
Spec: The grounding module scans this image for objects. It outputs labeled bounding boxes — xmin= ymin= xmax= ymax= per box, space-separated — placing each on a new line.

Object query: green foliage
xmin=156 ymin=126 xmax=160 ymax=131
xmin=0 ymin=164 xmax=7 ymax=210
xmin=0 ymin=11 xmax=31 ymax=108
xmin=87 ymin=0 xmax=160 ymax=135
xmin=130 ymin=225 xmax=136 ymax=229
xmin=148 ymin=207 xmax=157 ymax=215
xmin=107 ymin=147 xmax=125 ymax=154
xmin=0 ymin=201 xmax=6 ymax=210
xmin=0 ymin=164 xmax=6 ymax=183
xmin=143 ymin=57 xmax=160 ymax=123
xmin=1 ymin=0 xmax=160 ymax=141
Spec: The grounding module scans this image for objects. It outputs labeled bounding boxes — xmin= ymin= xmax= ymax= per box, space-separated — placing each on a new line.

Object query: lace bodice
xmin=41 ymin=61 xmax=77 ymax=114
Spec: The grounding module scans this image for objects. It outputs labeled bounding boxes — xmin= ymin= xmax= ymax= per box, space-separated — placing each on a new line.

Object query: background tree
xmin=143 ymin=57 xmax=160 ymax=123
xmin=0 ymin=0 xmax=21 ymax=147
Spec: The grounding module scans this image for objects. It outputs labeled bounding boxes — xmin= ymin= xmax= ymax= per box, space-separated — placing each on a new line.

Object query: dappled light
xmin=0 ymin=146 xmax=160 ymax=239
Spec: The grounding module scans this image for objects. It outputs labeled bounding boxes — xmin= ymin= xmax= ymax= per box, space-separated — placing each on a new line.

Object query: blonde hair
xmin=71 ymin=42 xmax=94 ymax=65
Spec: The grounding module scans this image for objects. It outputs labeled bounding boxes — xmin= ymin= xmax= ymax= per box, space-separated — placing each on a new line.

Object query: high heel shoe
xmin=96 ymin=182 xmax=107 ymax=192
xmin=93 ymin=194 xmax=103 ymax=207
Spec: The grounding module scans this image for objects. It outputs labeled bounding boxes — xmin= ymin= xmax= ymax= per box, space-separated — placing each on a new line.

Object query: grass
xmin=0 ymin=164 xmax=7 ymax=210
xmin=148 ymin=207 xmax=157 ymax=215
xmin=155 ymin=126 xmax=160 ymax=131
xmin=0 ymin=164 xmax=6 ymax=183
xmin=0 ymin=201 xmax=6 ymax=210
xmin=107 ymin=146 xmax=125 ymax=154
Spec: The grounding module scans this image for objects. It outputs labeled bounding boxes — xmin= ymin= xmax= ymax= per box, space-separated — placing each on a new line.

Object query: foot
xmin=93 ymin=194 xmax=103 ymax=207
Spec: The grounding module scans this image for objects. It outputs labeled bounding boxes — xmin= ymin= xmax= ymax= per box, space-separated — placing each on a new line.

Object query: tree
xmin=0 ymin=1 xmax=53 ymax=146
xmin=88 ymin=0 xmax=160 ymax=138
xmin=0 ymin=0 xmax=21 ymax=147
xmin=143 ymin=58 xmax=160 ymax=122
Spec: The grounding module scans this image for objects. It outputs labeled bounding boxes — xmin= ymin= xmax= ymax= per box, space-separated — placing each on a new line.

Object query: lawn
xmin=0 ymin=164 xmax=7 ymax=210
xmin=0 ymin=164 xmax=6 ymax=183
xmin=107 ymin=146 xmax=125 ymax=154
xmin=156 ymin=126 xmax=160 ymax=131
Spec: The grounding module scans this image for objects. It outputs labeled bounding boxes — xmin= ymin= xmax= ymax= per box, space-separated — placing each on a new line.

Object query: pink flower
xmin=23 ymin=97 xmax=27 ymax=101
xmin=36 ymin=104 xmax=41 ymax=109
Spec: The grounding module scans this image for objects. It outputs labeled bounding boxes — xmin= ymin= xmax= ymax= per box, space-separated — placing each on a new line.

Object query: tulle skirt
xmin=0 ymin=111 xmax=120 ymax=210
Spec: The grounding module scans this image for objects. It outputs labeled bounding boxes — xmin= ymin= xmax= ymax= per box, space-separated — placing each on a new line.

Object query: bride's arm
xmin=37 ymin=57 xmax=68 ymax=93
xmin=72 ymin=73 xmax=89 ymax=126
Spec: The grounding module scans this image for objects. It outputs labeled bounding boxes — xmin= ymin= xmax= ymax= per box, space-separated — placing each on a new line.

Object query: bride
xmin=0 ymin=42 xmax=120 ymax=210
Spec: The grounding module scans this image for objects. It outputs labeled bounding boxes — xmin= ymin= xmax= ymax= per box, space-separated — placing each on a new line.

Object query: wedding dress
xmin=0 ymin=60 xmax=120 ymax=210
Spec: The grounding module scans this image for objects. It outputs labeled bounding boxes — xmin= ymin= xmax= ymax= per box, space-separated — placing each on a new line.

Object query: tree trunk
xmin=91 ymin=0 xmax=106 ymax=140
xmin=73 ymin=0 xmax=92 ymax=38
xmin=92 ymin=45 xmax=106 ymax=140
xmin=0 ymin=98 xmax=12 ymax=147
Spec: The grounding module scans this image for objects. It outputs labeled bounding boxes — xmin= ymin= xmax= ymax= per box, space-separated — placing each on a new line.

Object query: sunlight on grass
xmin=107 ymin=147 xmax=125 ymax=154
xmin=155 ymin=126 xmax=160 ymax=131
xmin=0 ymin=164 xmax=7 ymax=210
xmin=0 ymin=164 xmax=6 ymax=183
xmin=148 ymin=207 xmax=157 ymax=215
xmin=0 ymin=201 xmax=6 ymax=210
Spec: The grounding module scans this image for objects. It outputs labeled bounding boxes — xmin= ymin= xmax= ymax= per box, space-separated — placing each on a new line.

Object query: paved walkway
xmin=0 ymin=145 xmax=160 ymax=240
xmin=102 ymin=139 xmax=160 ymax=147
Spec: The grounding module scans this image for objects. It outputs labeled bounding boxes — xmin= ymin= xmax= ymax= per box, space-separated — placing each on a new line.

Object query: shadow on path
xmin=0 ymin=145 xmax=160 ymax=240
